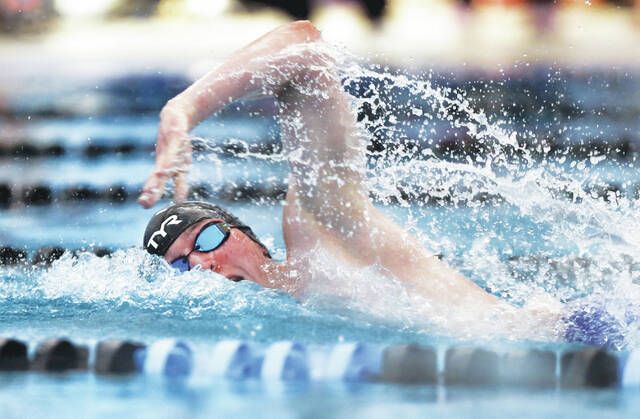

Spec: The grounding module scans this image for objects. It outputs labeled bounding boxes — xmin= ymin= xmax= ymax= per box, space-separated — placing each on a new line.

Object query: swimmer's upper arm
xmin=276 ymin=49 xmax=371 ymax=232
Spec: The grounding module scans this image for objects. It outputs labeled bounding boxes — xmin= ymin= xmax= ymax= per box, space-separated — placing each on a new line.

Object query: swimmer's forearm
xmin=139 ymin=21 xmax=328 ymax=207
xmin=411 ymin=250 xmax=564 ymax=340
xmin=165 ymin=21 xmax=323 ymax=130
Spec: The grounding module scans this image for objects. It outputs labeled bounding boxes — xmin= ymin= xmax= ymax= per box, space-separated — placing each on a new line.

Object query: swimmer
xmin=138 ymin=21 xmax=626 ymax=346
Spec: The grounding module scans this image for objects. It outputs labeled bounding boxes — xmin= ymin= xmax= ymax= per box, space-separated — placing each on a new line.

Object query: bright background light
xmin=185 ymin=0 xmax=231 ymax=18
xmin=54 ymin=0 xmax=119 ymax=18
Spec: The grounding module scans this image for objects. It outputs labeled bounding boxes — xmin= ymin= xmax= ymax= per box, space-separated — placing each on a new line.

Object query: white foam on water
xmin=4 ymin=248 xmax=298 ymax=322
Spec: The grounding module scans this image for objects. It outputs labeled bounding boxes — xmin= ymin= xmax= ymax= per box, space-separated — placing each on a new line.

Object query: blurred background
xmin=3 ymin=0 xmax=640 ymax=74
xmin=2 ymin=0 xmax=640 ymax=410
xmin=1 ymin=0 xmax=640 ymax=251
xmin=3 ymin=4 xmax=640 ymax=416
xmin=2 ymin=0 xmax=640 ymax=122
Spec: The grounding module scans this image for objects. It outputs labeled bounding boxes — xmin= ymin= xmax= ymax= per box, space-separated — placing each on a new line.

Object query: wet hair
xmin=143 ymin=201 xmax=271 ymax=258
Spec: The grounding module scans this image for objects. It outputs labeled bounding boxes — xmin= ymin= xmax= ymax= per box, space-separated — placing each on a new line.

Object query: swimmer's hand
xmin=137 ymin=20 xmax=323 ymax=208
xmin=138 ymin=100 xmax=193 ymax=208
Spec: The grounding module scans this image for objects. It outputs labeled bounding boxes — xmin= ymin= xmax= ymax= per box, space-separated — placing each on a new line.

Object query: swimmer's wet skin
xmin=138 ymin=21 xmax=635 ymax=347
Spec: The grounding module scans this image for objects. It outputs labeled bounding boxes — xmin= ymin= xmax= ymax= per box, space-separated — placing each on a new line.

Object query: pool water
xmin=2 ymin=66 xmax=640 ymax=417
xmin=1 ymin=375 xmax=639 ymax=418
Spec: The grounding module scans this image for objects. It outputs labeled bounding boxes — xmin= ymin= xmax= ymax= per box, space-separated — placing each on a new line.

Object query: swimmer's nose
xmin=188 ymin=252 xmax=218 ymax=272
xmin=188 ymin=252 xmax=238 ymax=279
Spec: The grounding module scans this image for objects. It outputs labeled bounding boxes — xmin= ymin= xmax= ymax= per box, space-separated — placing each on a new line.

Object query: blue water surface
xmin=2 ymin=68 xmax=640 ymax=418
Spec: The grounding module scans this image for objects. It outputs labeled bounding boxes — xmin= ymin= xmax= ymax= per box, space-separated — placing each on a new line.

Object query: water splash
xmin=0 ymin=249 xmax=289 ymax=321
xmin=0 ymin=249 xmax=447 ymax=344
xmin=6 ymin=44 xmax=638 ymax=346
xmin=178 ymin=43 xmax=640 ymax=344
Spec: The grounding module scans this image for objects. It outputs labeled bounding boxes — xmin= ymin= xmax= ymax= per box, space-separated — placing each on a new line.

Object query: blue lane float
xmin=260 ymin=341 xmax=309 ymax=381
xmin=134 ymin=339 xmax=193 ymax=378
xmin=209 ymin=340 xmax=258 ymax=380
xmin=325 ymin=342 xmax=382 ymax=382
xmin=3 ymin=337 xmax=640 ymax=389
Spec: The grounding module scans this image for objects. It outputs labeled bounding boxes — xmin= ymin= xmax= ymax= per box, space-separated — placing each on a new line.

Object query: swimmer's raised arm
xmin=138 ymin=21 xmax=562 ymax=340
xmin=139 ymin=20 xmax=325 ymax=208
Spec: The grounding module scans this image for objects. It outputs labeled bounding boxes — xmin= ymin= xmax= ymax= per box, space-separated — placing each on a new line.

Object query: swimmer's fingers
xmin=139 ymin=147 xmax=180 ymax=207
xmin=139 ymin=106 xmax=192 ymax=208
xmin=138 ymin=167 xmax=170 ymax=208
xmin=138 ymin=135 xmax=191 ymax=208
xmin=138 ymin=148 xmax=191 ymax=208
xmin=138 ymin=138 xmax=177 ymax=208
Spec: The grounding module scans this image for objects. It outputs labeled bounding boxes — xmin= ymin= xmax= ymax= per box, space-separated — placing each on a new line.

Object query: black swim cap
xmin=142 ymin=201 xmax=270 ymax=257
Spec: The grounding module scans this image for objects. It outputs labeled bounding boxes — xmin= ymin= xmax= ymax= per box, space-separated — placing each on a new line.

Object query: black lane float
xmin=95 ymin=340 xmax=146 ymax=374
xmin=31 ymin=339 xmax=89 ymax=372
xmin=0 ymin=138 xmax=281 ymax=160
xmin=0 ymin=182 xmax=289 ymax=208
xmin=0 ymin=339 xmax=29 ymax=371
xmin=0 ymin=246 xmax=113 ymax=267
xmin=0 ymin=179 xmax=634 ymax=209
xmin=1 ymin=338 xmax=640 ymax=388
xmin=0 ymin=141 xmax=152 ymax=159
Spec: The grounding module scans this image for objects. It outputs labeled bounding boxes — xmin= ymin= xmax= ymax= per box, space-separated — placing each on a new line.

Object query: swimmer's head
xmin=143 ymin=201 xmax=272 ymax=283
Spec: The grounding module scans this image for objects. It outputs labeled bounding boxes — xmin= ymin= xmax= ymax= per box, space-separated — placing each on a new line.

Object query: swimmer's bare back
xmin=139 ymin=21 xmax=562 ymax=339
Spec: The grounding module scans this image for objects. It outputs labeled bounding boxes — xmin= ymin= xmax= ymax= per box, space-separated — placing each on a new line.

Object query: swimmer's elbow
xmin=294 ymin=20 xmax=322 ymax=41
xmin=284 ymin=20 xmax=322 ymax=43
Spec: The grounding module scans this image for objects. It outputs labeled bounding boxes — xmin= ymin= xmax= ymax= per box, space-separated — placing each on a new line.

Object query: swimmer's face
xmin=164 ymin=218 xmax=270 ymax=286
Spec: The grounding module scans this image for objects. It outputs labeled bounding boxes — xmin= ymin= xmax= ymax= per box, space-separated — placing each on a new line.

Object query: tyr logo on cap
xmin=146 ymin=215 xmax=182 ymax=249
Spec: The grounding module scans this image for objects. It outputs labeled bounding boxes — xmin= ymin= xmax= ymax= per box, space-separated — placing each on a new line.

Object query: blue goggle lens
xmin=169 ymin=223 xmax=229 ymax=273
xmin=195 ymin=223 xmax=228 ymax=252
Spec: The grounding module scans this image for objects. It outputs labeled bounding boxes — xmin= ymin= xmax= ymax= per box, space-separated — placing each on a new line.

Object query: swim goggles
xmin=170 ymin=221 xmax=232 ymax=272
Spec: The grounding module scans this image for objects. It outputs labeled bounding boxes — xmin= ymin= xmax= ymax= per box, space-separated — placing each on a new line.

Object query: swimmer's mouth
xmin=229 ymin=276 xmax=245 ymax=282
